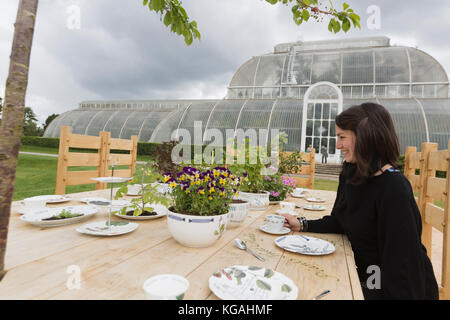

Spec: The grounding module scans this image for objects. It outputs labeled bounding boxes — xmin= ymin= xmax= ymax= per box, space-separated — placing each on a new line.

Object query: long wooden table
xmin=0 ymin=189 xmax=363 ymax=300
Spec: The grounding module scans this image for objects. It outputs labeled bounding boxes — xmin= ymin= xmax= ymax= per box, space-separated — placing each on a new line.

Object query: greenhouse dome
xmin=44 ymin=36 xmax=450 ymax=163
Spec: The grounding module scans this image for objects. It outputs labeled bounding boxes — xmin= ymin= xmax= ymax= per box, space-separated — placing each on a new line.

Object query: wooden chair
xmin=405 ymin=140 xmax=450 ymax=299
xmin=55 ymin=126 xmax=138 ymax=195
xmin=281 ymin=149 xmax=316 ymax=189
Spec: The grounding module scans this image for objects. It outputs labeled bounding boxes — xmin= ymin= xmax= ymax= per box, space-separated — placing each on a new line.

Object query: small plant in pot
xmin=228 ymin=143 xmax=270 ymax=211
xmin=263 ymin=166 xmax=296 ymax=203
xmin=115 ymin=163 xmax=170 ymax=217
xmin=165 ymin=166 xmax=243 ymax=247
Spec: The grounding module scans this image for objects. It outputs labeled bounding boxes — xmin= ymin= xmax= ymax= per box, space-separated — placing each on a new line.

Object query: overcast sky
xmin=1 ymin=0 xmax=450 ymax=125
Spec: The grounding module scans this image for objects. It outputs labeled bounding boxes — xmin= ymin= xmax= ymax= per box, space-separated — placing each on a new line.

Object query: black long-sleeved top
xmin=307 ymin=162 xmax=439 ymax=300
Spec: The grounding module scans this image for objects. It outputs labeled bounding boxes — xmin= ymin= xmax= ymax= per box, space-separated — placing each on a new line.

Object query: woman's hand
xmin=280 ymin=213 xmax=301 ymax=232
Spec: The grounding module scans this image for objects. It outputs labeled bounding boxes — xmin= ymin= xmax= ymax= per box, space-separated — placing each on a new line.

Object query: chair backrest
xmin=405 ymin=140 xmax=450 ymax=299
xmin=281 ymin=149 xmax=316 ymax=189
xmin=55 ymin=126 xmax=138 ymax=195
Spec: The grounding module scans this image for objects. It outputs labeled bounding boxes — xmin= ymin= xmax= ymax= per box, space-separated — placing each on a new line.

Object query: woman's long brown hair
xmin=335 ymin=103 xmax=400 ymax=185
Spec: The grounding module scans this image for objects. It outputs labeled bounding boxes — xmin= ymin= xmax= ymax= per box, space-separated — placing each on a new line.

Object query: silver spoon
xmin=234 ymin=238 xmax=265 ymax=261
xmin=312 ymin=290 xmax=330 ymax=300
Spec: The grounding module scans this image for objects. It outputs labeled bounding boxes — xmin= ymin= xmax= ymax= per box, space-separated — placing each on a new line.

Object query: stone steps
xmin=315 ymin=163 xmax=342 ymax=176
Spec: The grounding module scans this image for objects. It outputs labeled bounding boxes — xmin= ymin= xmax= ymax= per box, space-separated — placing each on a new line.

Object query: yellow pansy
xmin=170 ymin=181 xmax=176 ymax=188
xmin=209 ymin=196 xmax=213 ymax=200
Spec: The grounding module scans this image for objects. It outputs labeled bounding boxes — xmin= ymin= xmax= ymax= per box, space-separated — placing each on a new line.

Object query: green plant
xmin=279 ymin=151 xmax=303 ymax=174
xmin=263 ymin=170 xmax=296 ymax=201
xmin=115 ymin=162 xmax=169 ymax=216
xmin=152 ymin=141 xmax=182 ymax=178
xmin=166 ymin=166 xmax=242 ymax=216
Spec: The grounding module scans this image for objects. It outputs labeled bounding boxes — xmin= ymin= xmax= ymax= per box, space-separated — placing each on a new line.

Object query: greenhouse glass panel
xmin=85 ymin=110 xmax=118 ymax=136
xmin=418 ymin=99 xmax=450 ymax=149
xmin=330 ymin=103 xmax=338 ymax=119
xmin=71 ymin=110 xmax=101 ymax=135
xmin=306 ymin=120 xmax=313 ymax=136
xmin=342 ymin=86 xmax=352 ymax=98
xmin=54 ymin=110 xmax=87 ymax=135
xmin=330 ymin=121 xmax=336 ymax=136
xmin=313 ymin=120 xmax=321 ymax=136
xmin=149 ymin=109 xmax=186 ymax=143
xmin=329 ymin=138 xmax=336 ymax=154
xmin=204 ymin=100 xmax=246 ymax=144
xmin=342 ymin=51 xmax=373 ymax=84
xmin=423 ymin=85 xmax=436 ymax=98
xmin=375 ymin=48 xmax=409 ymax=83
xmin=313 ymin=137 xmax=320 ymax=151
xmin=408 ymin=48 xmax=448 ymax=83
xmin=307 ymin=103 xmax=314 ymax=119
xmin=292 ymin=54 xmax=313 ymax=85
xmin=177 ymin=101 xmax=217 ymax=142
xmin=352 ymin=86 xmax=362 ymax=98
xmin=229 ymin=57 xmax=259 ymax=87
xmin=314 ymin=103 xmax=322 ymax=118
xmin=322 ymin=103 xmax=330 ymax=119
xmin=254 ymin=55 xmax=284 ymax=86
xmin=311 ymin=53 xmax=341 ymax=83
xmin=44 ymin=111 xmax=71 ymax=137
xmin=119 ymin=111 xmax=148 ymax=139
xmin=103 ymin=111 xmax=133 ymax=138
xmin=305 ymin=137 xmax=312 ymax=152
xmin=268 ymin=100 xmax=303 ymax=151
xmin=236 ymin=100 xmax=274 ymax=130
xmin=378 ymin=99 xmax=427 ymax=152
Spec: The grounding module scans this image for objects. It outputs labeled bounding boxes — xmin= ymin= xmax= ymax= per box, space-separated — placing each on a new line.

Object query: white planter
xmin=227 ymin=200 xmax=249 ymax=228
xmin=167 ymin=209 xmax=228 ymax=248
xmin=237 ymin=191 xmax=270 ymax=211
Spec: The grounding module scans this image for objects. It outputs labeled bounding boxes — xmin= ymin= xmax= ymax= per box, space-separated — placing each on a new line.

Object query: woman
xmin=282 ymin=103 xmax=439 ymax=300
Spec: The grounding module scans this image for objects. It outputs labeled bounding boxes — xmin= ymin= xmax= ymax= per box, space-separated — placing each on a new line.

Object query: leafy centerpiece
xmin=115 ymin=162 xmax=169 ymax=217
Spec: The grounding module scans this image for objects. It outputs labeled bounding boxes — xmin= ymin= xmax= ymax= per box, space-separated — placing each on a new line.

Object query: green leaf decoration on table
xmin=248 ymin=266 xmax=263 ymax=271
xmin=234 ymin=269 xmax=246 ymax=285
xmin=176 ymin=293 xmax=184 ymax=300
xmin=256 ymin=280 xmax=271 ymax=291
xmin=281 ymin=284 xmax=292 ymax=293
xmin=105 ymin=221 xmax=129 ymax=226
xmin=214 ymin=230 xmax=219 ymax=236
xmin=264 ymin=269 xmax=274 ymax=278
xmin=213 ymin=272 xmax=222 ymax=278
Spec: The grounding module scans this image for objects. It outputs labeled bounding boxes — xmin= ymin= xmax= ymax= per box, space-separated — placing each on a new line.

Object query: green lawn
xmin=13 ymin=153 xmax=340 ymax=201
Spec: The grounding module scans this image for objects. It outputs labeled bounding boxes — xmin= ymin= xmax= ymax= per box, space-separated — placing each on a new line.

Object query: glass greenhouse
xmin=44 ymin=36 xmax=450 ymax=163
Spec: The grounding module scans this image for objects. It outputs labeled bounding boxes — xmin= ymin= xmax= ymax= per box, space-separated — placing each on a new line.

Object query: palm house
xmin=44 ymin=36 xmax=450 ymax=163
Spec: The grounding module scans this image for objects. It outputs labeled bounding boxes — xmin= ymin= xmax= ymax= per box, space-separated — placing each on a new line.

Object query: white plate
xmin=306 ymin=197 xmax=325 ymax=203
xmin=114 ymin=204 xmax=168 ymax=220
xmin=76 ymin=220 xmax=138 ymax=236
xmin=209 ymin=265 xmax=298 ymax=300
xmin=79 ymin=197 xmax=110 ymax=204
xmin=23 ymin=195 xmax=71 ymax=204
xmin=275 ymin=235 xmax=335 ymax=255
xmin=90 ymin=177 xmax=132 ymax=184
xmin=20 ymin=205 xmax=98 ymax=228
xmin=259 ymin=224 xmax=291 ymax=235
xmin=303 ymin=204 xmax=326 ymax=211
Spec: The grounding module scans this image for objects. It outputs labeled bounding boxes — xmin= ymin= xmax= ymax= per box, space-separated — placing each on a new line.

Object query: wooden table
xmin=0 ymin=189 xmax=363 ymax=300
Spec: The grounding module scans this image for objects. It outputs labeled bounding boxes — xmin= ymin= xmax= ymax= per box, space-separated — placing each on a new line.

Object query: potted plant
xmin=165 ymin=166 xmax=243 ymax=247
xmin=115 ymin=163 xmax=170 ymax=217
xmin=263 ymin=167 xmax=296 ymax=203
xmin=229 ymin=143 xmax=270 ymax=211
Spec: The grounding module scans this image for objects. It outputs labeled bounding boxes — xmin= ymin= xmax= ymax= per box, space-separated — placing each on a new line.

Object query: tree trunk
xmin=0 ymin=0 xmax=39 ymax=281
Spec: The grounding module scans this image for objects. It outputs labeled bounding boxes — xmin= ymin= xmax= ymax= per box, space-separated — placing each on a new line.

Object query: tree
xmin=0 ymin=0 xmax=360 ymax=281
xmin=23 ymin=107 xmax=43 ymax=136
xmin=43 ymin=113 xmax=59 ymax=132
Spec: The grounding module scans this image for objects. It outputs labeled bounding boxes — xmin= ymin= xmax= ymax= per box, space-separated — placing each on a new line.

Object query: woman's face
xmin=336 ymin=125 xmax=356 ymax=163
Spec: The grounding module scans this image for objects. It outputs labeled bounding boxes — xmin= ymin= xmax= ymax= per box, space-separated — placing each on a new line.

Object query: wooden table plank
xmin=0 ymin=188 xmax=363 ymax=300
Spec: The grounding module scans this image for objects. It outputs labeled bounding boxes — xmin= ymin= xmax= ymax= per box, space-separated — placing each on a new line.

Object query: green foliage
xmin=115 ymin=162 xmax=170 ymax=216
xmin=151 ymin=140 xmax=182 ymax=177
xmin=142 ymin=0 xmax=201 ymax=45
xmin=266 ymin=0 xmax=360 ymax=33
xmin=43 ymin=114 xmax=59 ymax=131
xmin=279 ymin=151 xmax=303 ymax=174
xmin=23 ymin=107 xmax=44 ymax=136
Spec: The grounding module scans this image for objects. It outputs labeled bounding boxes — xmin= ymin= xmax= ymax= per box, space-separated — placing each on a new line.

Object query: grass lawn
xmin=13 ymin=153 xmax=340 ymax=201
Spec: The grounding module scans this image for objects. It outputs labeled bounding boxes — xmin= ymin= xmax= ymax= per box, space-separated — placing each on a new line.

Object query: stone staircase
xmin=315 ymin=163 xmax=343 ymax=176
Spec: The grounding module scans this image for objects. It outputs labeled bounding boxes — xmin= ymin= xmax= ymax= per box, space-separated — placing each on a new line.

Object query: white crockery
xmin=265 ymin=214 xmax=285 ymax=232
xmin=143 ymin=274 xmax=189 ymax=300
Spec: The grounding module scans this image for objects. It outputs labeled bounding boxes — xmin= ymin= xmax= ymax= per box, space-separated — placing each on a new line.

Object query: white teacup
xmin=23 ymin=198 xmax=47 ymax=211
xmin=143 ymin=274 xmax=189 ymax=300
xmin=265 ymin=214 xmax=285 ymax=232
xmin=293 ymin=188 xmax=306 ymax=195
xmin=279 ymin=201 xmax=295 ymax=212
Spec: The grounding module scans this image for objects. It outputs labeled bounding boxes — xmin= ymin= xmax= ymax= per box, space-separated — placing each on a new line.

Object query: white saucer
xmin=290 ymin=193 xmax=305 ymax=198
xmin=306 ymin=197 xmax=325 ymax=203
xmin=259 ymin=224 xmax=291 ymax=235
xmin=275 ymin=209 xmax=296 ymax=215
